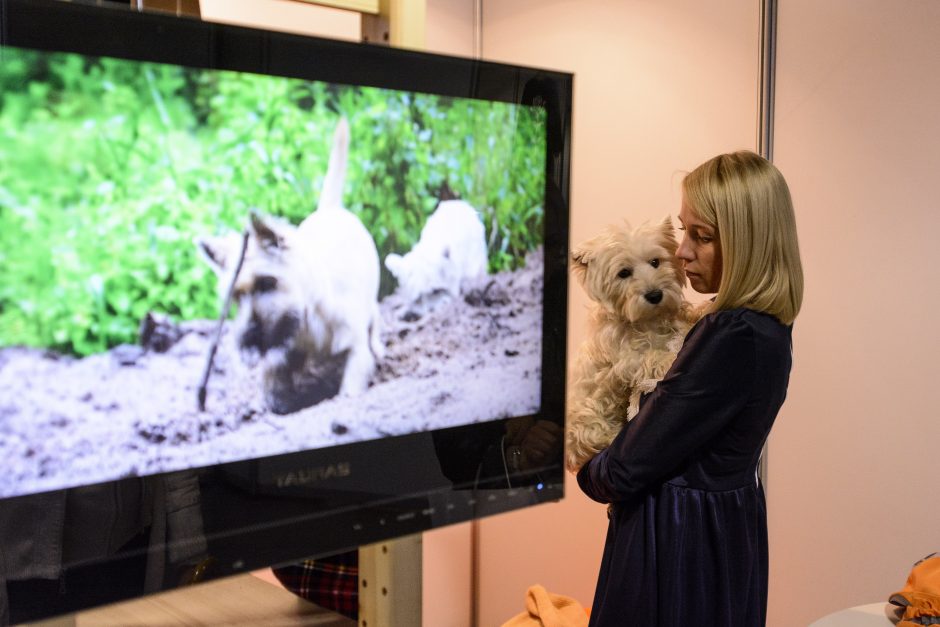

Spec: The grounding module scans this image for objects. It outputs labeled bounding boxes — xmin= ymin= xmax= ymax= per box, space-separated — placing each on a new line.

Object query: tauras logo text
xmin=275 ymin=462 xmax=351 ymax=488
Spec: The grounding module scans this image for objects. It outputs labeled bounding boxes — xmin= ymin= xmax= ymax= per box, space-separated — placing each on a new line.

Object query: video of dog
xmin=0 ymin=46 xmax=548 ymax=498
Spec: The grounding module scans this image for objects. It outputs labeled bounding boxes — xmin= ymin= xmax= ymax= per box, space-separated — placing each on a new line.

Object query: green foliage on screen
xmin=0 ymin=48 xmax=547 ymax=356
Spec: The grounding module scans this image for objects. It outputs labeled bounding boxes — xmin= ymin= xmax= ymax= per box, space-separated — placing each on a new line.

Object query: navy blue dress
xmin=577 ymin=308 xmax=792 ymax=627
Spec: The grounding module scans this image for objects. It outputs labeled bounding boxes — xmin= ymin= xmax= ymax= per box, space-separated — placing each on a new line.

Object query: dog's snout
xmin=644 ymin=290 xmax=663 ymax=305
xmin=238 ymin=312 xmax=300 ymax=360
xmin=268 ymin=314 xmax=301 ymax=350
xmin=239 ymin=319 xmax=264 ymax=361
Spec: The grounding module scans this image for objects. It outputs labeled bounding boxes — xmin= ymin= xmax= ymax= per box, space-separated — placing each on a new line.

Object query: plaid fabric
xmin=271 ymin=551 xmax=358 ymax=619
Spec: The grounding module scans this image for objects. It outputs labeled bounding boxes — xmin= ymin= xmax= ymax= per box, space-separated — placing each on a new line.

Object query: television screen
xmin=0 ymin=0 xmax=570 ymax=619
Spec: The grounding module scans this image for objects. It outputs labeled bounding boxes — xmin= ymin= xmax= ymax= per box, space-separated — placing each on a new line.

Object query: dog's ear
xmin=195 ymin=233 xmax=238 ymax=274
xmin=656 ymin=215 xmax=688 ymax=286
xmin=570 ymin=240 xmax=597 ymax=286
xmin=250 ymin=212 xmax=288 ymax=254
xmin=657 ymin=215 xmax=679 ymax=253
xmin=571 ymin=245 xmax=593 ymax=266
xmin=385 ymin=253 xmax=404 ymax=279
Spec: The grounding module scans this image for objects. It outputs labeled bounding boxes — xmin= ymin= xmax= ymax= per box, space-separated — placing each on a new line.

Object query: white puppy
xmin=385 ymin=199 xmax=488 ymax=308
xmin=565 ymin=218 xmax=699 ymax=472
xmin=198 ymin=118 xmax=382 ymax=413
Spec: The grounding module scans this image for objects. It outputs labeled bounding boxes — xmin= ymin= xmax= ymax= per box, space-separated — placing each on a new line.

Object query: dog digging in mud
xmin=565 ymin=217 xmax=699 ymax=473
xmin=197 ymin=118 xmax=383 ymax=414
xmin=384 ymin=198 xmax=488 ymax=318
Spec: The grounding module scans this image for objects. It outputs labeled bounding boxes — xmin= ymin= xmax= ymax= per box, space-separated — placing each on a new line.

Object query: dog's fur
xmin=197 ymin=118 xmax=383 ymax=414
xmin=385 ymin=199 xmax=487 ymax=310
xmin=566 ymin=217 xmax=697 ymax=473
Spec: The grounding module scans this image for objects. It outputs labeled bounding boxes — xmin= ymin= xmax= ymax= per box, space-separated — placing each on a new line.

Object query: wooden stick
xmin=197 ymin=229 xmax=249 ymax=412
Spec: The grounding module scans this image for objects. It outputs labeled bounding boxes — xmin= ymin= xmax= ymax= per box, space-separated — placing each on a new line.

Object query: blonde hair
xmin=682 ymin=151 xmax=803 ymax=325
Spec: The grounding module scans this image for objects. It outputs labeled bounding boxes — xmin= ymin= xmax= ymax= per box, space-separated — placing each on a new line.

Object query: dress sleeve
xmin=577 ymin=312 xmax=756 ymax=504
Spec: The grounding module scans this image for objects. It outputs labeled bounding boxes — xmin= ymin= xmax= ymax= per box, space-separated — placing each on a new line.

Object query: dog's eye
xmin=254 ymin=276 xmax=279 ymax=293
xmin=649 ymin=258 xmax=660 ymax=268
xmin=617 ymin=268 xmax=632 ymax=279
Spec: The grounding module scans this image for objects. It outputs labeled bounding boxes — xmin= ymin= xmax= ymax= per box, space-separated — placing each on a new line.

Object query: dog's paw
xmin=565 ymin=445 xmax=602 ymax=474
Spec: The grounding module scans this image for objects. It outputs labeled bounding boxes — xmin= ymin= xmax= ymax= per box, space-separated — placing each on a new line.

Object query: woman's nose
xmin=676 ymin=236 xmax=693 ymax=261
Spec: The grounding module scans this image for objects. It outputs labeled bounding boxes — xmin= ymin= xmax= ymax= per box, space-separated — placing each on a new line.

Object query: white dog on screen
xmin=197 ymin=118 xmax=383 ymax=413
xmin=385 ymin=199 xmax=488 ymax=309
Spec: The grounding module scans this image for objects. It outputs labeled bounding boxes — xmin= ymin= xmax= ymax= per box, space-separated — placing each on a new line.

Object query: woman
xmin=577 ymin=150 xmax=803 ymax=626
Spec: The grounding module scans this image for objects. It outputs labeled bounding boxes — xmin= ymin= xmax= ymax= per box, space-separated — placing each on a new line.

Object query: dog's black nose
xmin=645 ymin=290 xmax=663 ymax=304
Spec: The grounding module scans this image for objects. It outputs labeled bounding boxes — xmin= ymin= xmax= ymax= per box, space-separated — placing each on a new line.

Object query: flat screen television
xmin=0 ymin=0 xmax=571 ymax=620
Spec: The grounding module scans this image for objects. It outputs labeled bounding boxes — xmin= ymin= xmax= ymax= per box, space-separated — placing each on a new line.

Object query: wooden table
xmin=27 ymin=572 xmax=356 ymax=627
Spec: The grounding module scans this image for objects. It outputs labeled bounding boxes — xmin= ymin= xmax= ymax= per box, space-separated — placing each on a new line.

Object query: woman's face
xmin=677 ymin=197 xmax=722 ymax=293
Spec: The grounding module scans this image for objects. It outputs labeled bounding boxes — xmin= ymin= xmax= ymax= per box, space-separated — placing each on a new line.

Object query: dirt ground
xmin=0 ymin=250 xmax=544 ymax=498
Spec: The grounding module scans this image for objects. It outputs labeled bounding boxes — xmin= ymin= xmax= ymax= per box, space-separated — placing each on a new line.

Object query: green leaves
xmin=0 ymin=47 xmax=547 ymax=356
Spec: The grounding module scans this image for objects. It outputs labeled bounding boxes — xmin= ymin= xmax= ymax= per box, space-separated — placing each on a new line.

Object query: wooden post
xmin=361 ymin=0 xmax=426 ymax=50
xmin=358 ymin=534 xmax=423 ymax=627
xmin=384 ymin=0 xmax=425 ymax=49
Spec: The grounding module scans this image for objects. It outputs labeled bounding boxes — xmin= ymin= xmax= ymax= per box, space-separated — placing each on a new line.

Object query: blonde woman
xmin=577 ymin=151 xmax=803 ymax=626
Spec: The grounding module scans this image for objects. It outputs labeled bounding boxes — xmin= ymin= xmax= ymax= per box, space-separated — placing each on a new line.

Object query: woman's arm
xmin=577 ymin=312 xmax=756 ymax=504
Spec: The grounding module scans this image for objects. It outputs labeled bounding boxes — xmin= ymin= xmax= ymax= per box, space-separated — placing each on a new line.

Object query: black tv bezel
xmin=0 ymin=0 xmax=570 ymax=616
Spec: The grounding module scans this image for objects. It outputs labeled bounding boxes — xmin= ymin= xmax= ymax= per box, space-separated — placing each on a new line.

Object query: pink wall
xmin=423 ymin=522 xmax=473 ymax=627
xmin=425 ymin=0 xmax=475 ymax=58
xmin=769 ymin=1 xmax=940 ymax=624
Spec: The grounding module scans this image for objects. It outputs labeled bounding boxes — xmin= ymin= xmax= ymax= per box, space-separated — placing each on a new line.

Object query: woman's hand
xmin=517 ymin=420 xmax=563 ymax=471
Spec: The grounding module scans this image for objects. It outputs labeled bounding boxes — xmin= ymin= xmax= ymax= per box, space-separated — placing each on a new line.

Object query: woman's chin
xmin=688 ymin=278 xmax=716 ymax=295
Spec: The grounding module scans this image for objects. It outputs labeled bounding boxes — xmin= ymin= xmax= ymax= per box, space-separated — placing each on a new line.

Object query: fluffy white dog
xmin=565 ymin=217 xmax=698 ymax=473
xmin=384 ymin=199 xmax=488 ymax=309
xmin=198 ymin=118 xmax=383 ymax=413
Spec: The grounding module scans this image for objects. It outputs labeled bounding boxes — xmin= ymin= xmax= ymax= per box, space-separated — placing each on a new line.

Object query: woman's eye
xmin=617 ymin=268 xmax=632 ymax=279
xmin=699 ymin=236 xmax=713 ymax=244
xmin=649 ymin=259 xmax=660 ymax=268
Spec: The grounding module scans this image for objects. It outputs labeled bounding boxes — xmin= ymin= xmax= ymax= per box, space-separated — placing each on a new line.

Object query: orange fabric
xmin=501 ymin=584 xmax=590 ymax=627
xmin=890 ymin=553 xmax=940 ymax=626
